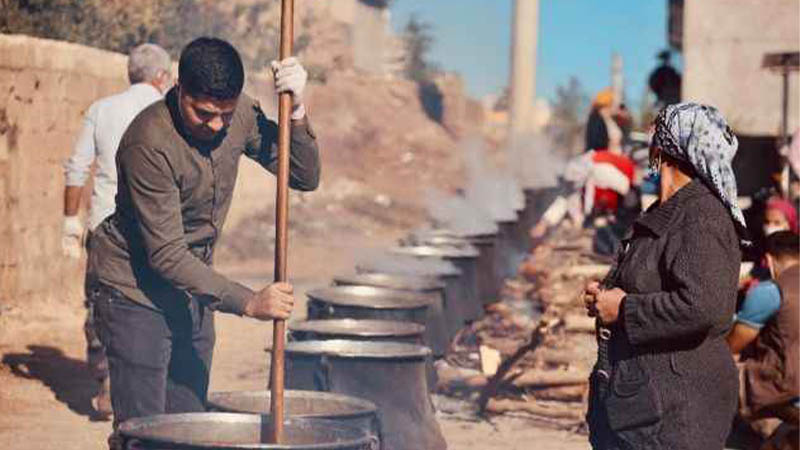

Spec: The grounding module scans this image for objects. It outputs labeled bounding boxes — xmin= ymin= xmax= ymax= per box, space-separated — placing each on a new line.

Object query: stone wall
xmin=0 ymin=35 xmax=280 ymax=306
xmin=0 ymin=34 xmax=128 ymax=306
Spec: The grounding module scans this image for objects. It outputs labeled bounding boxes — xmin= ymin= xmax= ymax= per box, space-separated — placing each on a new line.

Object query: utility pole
xmin=509 ymin=0 xmax=539 ymax=141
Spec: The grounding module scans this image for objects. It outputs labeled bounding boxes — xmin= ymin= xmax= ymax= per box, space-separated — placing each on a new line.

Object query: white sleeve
xmin=64 ymin=103 xmax=98 ymax=186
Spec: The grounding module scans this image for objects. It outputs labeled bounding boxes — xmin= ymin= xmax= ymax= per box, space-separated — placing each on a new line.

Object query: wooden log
xmin=477 ymin=319 xmax=556 ymax=414
xmin=533 ymin=348 xmax=585 ymax=366
xmin=564 ymin=314 xmax=595 ymax=333
xmin=435 ymin=362 xmax=488 ymax=391
xmin=486 ymin=398 xmax=584 ymax=421
xmin=528 ymin=385 xmax=587 ymax=402
xmin=560 ymin=264 xmax=611 ymax=279
xmin=511 ymin=368 xmax=589 ymax=388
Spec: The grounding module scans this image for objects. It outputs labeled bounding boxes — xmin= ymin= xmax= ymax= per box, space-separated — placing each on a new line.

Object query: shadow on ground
xmin=2 ymin=345 xmax=105 ymax=421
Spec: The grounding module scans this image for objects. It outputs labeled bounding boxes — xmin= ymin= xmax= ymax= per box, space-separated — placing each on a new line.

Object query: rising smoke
xmin=508 ymin=132 xmax=566 ymax=189
xmin=356 ymin=249 xmax=460 ymax=277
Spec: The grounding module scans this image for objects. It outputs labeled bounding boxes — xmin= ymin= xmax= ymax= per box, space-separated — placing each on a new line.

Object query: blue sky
xmin=390 ymin=1 xmax=669 ymax=108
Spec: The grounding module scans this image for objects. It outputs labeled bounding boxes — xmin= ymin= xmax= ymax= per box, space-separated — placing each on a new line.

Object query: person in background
xmin=584 ymin=103 xmax=746 ymax=449
xmin=62 ymin=43 xmax=172 ymax=419
xmin=586 ymin=89 xmax=623 ymax=154
xmin=648 ymin=50 xmax=681 ymax=107
xmin=764 ymin=196 xmax=798 ymax=236
xmin=612 ymin=103 xmax=633 ymax=150
xmin=728 ymin=231 xmax=799 ymax=450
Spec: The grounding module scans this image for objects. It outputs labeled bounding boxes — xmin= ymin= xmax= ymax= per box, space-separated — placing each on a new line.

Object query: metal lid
xmin=356 ymin=262 xmax=461 ymax=278
xmin=333 ymin=273 xmax=445 ymax=291
xmin=416 ymin=234 xmax=494 ymax=247
xmin=390 ymin=244 xmax=479 ymax=259
xmin=410 ymin=227 xmax=498 ymax=241
xmin=306 ymin=286 xmax=434 ymax=309
xmin=207 ymin=390 xmax=378 ymax=418
xmin=286 ymin=339 xmax=431 ymax=360
xmin=289 ymin=319 xmax=424 ymax=338
xmin=118 ymin=413 xmax=375 ymax=449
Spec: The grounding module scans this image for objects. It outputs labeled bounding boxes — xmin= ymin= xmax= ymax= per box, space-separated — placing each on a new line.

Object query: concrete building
xmin=670 ymin=0 xmax=800 ymax=195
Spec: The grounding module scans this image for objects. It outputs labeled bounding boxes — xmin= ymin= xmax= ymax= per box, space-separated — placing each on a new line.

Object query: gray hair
xmin=128 ymin=43 xmax=171 ymax=84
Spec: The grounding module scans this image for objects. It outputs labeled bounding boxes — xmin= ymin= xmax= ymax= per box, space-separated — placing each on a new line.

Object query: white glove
xmin=62 ymin=215 xmax=84 ymax=259
xmin=271 ymin=57 xmax=307 ymax=120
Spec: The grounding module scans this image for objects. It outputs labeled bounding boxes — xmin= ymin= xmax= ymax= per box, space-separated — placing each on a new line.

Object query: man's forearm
xmin=64 ymin=185 xmax=83 ymax=216
xmin=287 ymin=118 xmax=320 ymax=191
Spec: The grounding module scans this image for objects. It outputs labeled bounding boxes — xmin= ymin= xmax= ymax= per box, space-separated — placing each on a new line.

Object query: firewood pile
xmin=435 ymin=224 xmax=610 ymax=429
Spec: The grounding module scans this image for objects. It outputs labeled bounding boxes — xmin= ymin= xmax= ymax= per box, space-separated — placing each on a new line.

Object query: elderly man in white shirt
xmin=62 ymin=42 xmax=172 ymax=419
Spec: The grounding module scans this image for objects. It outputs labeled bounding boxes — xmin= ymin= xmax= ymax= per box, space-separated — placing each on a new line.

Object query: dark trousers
xmin=84 ymin=232 xmax=108 ymax=381
xmin=90 ymin=283 xmax=215 ymax=430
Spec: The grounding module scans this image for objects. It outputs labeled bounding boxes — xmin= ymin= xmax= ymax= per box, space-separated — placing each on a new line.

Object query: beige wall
xmin=682 ymin=0 xmax=800 ymax=136
xmin=0 ymin=34 xmax=128 ymax=306
xmin=0 ymin=34 xmax=279 ymax=306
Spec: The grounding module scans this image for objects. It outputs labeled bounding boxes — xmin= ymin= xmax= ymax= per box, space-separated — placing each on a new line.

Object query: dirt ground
xmin=0 ymin=229 xmax=591 ymax=450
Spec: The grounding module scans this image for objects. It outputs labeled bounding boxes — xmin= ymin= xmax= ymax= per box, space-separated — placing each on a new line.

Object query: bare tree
xmin=402 ymin=13 xmax=438 ymax=83
xmin=546 ymin=76 xmax=589 ymax=156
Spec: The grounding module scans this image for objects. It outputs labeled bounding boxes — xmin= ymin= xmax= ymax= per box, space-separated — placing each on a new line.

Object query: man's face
xmin=177 ymin=86 xmax=239 ymax=142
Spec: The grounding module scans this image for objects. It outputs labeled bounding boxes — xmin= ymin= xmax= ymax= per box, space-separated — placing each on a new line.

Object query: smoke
xmin=509 ymin=132 xmax=566 ymax=189
xmin=462 ymin=138 xmax=524 ymax=222
xmin=423 ymin=189 xmax=498 ymax=236
xmin=422 ymin=137 xmax=534 ymax=234
xmin=356 ymin=249 xmax=459 ymax=277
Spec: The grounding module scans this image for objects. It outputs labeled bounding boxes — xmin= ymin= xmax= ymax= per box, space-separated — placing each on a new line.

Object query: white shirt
xmin=64 ymin=83 xmax=162 ymax=230
xmin=600 ymin=109 xmax=623 ymax=154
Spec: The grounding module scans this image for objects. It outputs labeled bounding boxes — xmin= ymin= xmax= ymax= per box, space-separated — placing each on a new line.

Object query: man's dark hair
xmin=766 ymin=231 xmax=800 ymax=260
xmin=178 ymin=37 xmax=244 ymax=99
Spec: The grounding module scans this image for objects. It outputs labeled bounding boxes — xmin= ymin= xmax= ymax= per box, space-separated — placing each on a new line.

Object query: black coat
xmin=586 ymin=109 xmax=609 ymax=151
xmin=588 ymin=180 xmax=741 ymax=450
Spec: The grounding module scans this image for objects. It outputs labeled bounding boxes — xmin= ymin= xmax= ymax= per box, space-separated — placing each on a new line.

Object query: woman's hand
xmin=584 ymin=282 xmax=626 ymax=325
xmin=584 ymin=281 xmax=601 ymax=317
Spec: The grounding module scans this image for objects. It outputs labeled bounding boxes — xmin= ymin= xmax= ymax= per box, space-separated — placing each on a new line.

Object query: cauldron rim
xmin=207 ymin=390 xmax=378 ymax=419
xmin=418 ymin=225 xmax=499 ymax=236
xmin=286 ymin=339 xmax=431 ymax=360
xmin=416 ymin=235 xmax=496 ymax=246
xmin=289 ymin=319 xmax=424 ymax=337
xmin=118 ymin=413 xmax=374 ymax=449
xmin=333 ymin=273 xmax=445 ymax=292
xmin=356 ymin=264 xmax=461 ymax=278
xmin=306 ymin=286 xmax=434 ymax=309
xmin=390 ymin=245 xmax=479 ymax=259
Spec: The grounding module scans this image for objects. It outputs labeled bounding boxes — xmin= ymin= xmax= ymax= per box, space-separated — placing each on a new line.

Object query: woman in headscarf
xmin=586 ymin=89 xmax=623 ymax=154
xmin=583 ymin=103 xmax=747 ymax=449
xmin=764 ymin=196 xmax=798 ymax=236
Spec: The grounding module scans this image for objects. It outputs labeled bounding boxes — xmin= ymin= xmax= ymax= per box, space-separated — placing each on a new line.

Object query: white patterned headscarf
xmin=652 ymin=103 xmax=748 ymax=235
